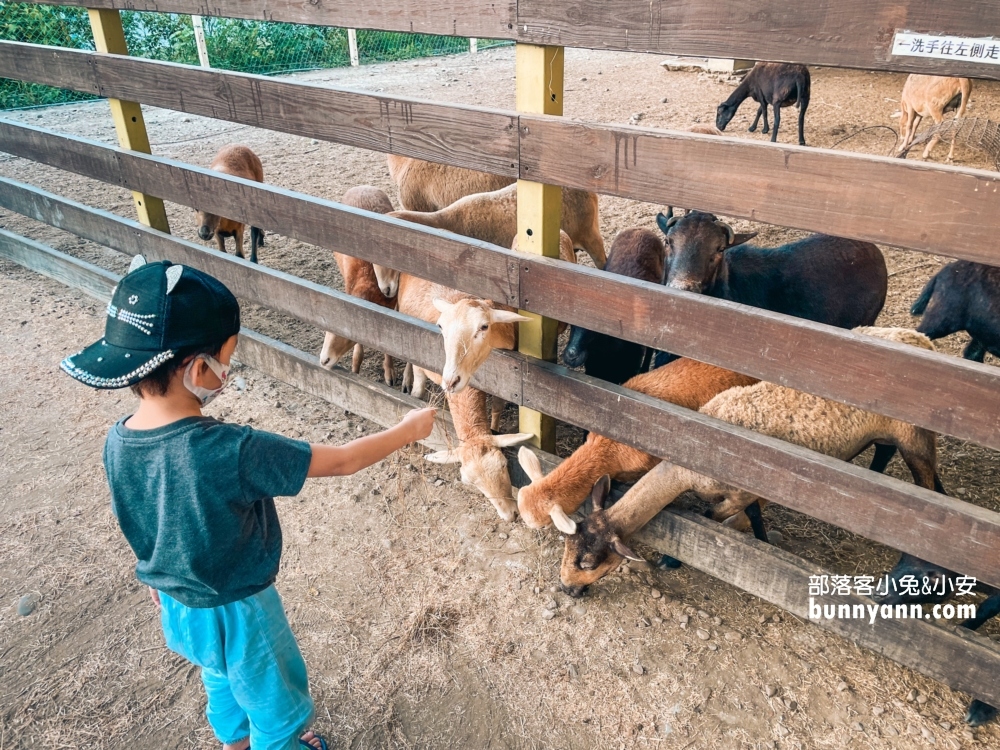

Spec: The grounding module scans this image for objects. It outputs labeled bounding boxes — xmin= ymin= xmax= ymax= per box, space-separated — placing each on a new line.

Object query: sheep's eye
xmin=436 ymin=323 xmax=442 ymax=329
xmin=480 ymin=324 xmax=489 ymax=332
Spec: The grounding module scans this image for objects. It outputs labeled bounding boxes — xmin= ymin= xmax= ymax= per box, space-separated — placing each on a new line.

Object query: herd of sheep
xmin=189 ymin=63 xmax=1000 ymax=727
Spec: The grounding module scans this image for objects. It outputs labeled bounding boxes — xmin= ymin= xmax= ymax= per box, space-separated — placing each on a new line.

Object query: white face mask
xmin=183 ymin=354 xmax=230 ymax=406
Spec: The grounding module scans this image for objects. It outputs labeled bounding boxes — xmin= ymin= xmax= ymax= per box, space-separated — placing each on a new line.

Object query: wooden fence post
xmin=87 ymin=8 xmax=170 ymax=232
xmin=515 ymin=43 xmax=563 ymax=452
xmin=191 ymin=15 xmax=210 ymax=68
xmin=348 ymin=29 xmax=360 ymax=66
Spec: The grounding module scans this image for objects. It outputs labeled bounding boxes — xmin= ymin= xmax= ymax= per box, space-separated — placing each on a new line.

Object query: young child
xmin=61 ymin=257 xmax=436 ymax=750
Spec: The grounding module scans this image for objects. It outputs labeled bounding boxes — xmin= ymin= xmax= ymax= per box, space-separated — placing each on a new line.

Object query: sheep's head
xmin=561 ymin=325 xmax=594 ymax=369
xmin=853 ymin=326 xmax=935 ymax=352
xmin=715 ymin=101 xmax=739 ymax=131
xmin=559 ymin=475 xmax=643 ymax=597
xmin=195 ymin=209 xmax=221 ymax=241
xmin=372 ymin=264 xmax=401 ymax=298
xmin=319 ymin=331 xmax=354 ymax=369
xmin=425 ymin=432 xmax=534 ymax=521
xmin=656 ymin=210 xmax=756 ymax=294
xmin=433 ymin=298 xmax=529 ymax=394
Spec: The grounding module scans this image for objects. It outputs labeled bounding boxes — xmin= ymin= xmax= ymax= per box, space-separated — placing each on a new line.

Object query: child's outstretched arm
xmin=307 ymin=406 xmax=437 ymax=478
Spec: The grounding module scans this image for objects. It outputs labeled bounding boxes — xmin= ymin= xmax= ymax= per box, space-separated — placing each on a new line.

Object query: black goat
xmin=911 ymin=260 xmax=1000 ymax=361
xmin=562 ymin=228 xmax=665 ymax=384
xmin=716 ymin=62 xmax=811 ymax=145
xmin=651 ymin=210 xmax=887 ymax=367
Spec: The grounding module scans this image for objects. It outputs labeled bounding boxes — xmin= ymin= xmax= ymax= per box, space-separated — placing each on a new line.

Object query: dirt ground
xmin=2 ymin=47 xmax=1000 ymax=749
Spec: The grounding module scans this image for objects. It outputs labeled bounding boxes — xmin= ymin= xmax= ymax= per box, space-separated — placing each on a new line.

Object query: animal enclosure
xmin=2 ymin=0 xmax=1000 ymax=745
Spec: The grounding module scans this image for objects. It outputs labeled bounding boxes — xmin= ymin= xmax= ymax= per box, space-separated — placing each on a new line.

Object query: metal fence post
xmin=348 ymin=29 xmax=360 ymax=66
xmin=87 ymin=8 xmax=170 ymax=233
xmin=514 ymin=43 xmax=563 ymax=452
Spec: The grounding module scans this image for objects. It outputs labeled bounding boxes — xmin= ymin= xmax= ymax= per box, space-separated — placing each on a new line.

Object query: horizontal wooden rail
xmin=4 ymin=227 xmax=1000 ymax=708
xmin=2 ymin=132 xmax=1000 ymax=451
xmin=0 ymin=42 xmax=518 ymax=177
xmin=518 ymin=0 xmax=1000 ymax=81
xmin=27 ymin=0 xmax=1000 ymax=80
xmin=519 ymin=116 xmax=1000 ymax=265
xmin=2 ymin=210 xmax=999 ymax=592
xmin=5 ymin=42 xmax=1000 ymax=265
xmin=29 ymin=0 xmax=517 ymax=40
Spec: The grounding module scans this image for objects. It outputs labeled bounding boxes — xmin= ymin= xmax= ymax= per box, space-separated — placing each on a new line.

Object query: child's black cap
xmin=61 ymin=256 xmax=240 ymax=389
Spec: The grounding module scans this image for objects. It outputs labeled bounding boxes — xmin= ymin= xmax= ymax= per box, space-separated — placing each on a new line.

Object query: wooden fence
xmin=2 ymin=0 xmax=1000 ymax=710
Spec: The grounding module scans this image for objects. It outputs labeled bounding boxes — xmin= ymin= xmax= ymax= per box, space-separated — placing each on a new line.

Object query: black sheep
xmin=911 ymin=260 xmax=1000 ymax=361
xmin=652 ymin=210 xmax=887 ymax=367
xmin=562 ymin=228 xmax=664 ymax=384
xmin=716 ymin=62 xmax=811 ymax=146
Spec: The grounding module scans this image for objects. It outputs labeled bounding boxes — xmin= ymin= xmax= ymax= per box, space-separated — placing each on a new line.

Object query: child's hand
xmin=401 ymin=406 xmax=437 ymax=442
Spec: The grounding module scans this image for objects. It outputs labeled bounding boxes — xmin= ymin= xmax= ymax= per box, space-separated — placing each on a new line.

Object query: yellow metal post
xmin=515 ymin=44 xmax=563 ymax=453
xmin=88 ymin=8 xmax=170 ymax=232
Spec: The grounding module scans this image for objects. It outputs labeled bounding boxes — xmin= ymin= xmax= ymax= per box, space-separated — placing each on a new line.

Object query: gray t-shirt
xmin=103 ymin=416 xmax=312 ymax=608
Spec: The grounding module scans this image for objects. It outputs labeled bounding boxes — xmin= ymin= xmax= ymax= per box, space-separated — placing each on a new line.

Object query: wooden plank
xmin=514 ymin=43 xmax=564 ymax=453
xmin=0 ymin=175 xmax=522 ymax=400
xmin=519 ymin=115 xmax=1000 ymax=266
xmin=87 ymin=9 xmax=170 ymax=232
xmin=634 ymin=508 xmax=1000 ymax=707
xmin=7 ymin=232 xmax=996 ymax=714
xmin=519 ymin=358 xmax=1000 ymax=591
xmin=31 ymin=0 xmax=516 ymax=39
xmin=0 ymin=228 xmax=117 ymax=299
xmin=0 ymin=120 xmax=520 ymax=308
xmin=518 ymin=0 xmax=1000 ymax=81
xmin=0 ymin=42 xmax=518 ymax=177
xmin=518 ymin=255 xmax=1000 ymax=453
xmin=2 ymin=133 xmax=1000 ymax=452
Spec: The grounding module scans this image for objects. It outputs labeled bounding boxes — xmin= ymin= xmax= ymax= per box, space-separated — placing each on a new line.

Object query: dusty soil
xmin=1 ymin=47 xmax=999 ymax=749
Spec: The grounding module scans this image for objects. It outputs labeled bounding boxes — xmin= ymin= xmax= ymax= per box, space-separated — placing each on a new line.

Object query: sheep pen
xmin=2 ymin=46 xmax=1000 ymax=750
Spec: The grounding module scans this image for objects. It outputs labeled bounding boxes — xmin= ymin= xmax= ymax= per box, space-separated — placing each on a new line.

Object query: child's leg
xmin=222 ymin=586 xmax=315 ymax=750
xmin=159 ymin=593 xmax=251 ymax=746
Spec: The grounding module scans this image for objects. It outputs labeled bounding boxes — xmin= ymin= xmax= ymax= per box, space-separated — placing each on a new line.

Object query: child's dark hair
xmin=130 ymin=340 xmax=227 ymax=398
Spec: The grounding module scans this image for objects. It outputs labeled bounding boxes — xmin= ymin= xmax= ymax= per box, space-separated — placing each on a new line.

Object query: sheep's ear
xmin=518 ymin=446 xmax=545 ymax=482
xmin=492 ymin=432 xmax=534 ymax=449
xmin=591 ymin=474 xmax=612 ymax=510
xmin=612 ymin=538 xmax=643 ymax=562
xmin=728 ymin=232 xmax=757 ymax=249
xmin=432 ymin=298 xmax=454 ymax=314
xmin=489 ymin=309 xmax=532 ymax=325
xmin=656 ymin=209 xmax=678 ymax=234
xmin=424 ymin=448 xmax=462 ymax=464
xmin=550 ymin=505 xmax=578 ymax=535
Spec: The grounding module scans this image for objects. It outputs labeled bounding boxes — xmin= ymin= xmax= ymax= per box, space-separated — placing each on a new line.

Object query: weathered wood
xmin=31 ymin=0 xmax=516 ymax=39
xmin=519 ymin=358 xmax=1000 ymax=590
xmin=0 ymin=42 xmax=518 ymax=177
xmin=8 ymin=226 xmax=999 ymax=711
xmin=518 ymin=0 xmax=1000 ymax=81
xmin=0 ymin=121 xmax=520 ymax=307
xmin=2 ymin=136 xmax=1000 ymax=452
xmin=634 ymin=508 xmax=1000 ymax=707
xmin=86 ymin=9 xmax=170 ymax=232
xmin=514 ymin=43 xmax=563 ymax=453
xmin=518 ymin=255 xmax=1000 ymax=453
xmin=0 ymin=228 xmax=117 ymax=299
xmin=0 ymin=175 xmax=522 ymax=400
xmin=519 ymin=115 xmax=1000 ymax=266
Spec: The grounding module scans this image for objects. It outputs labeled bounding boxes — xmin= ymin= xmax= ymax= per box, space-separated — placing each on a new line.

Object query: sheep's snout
xmin=561 ymin=583 xmax=589 ymax=598
xmin=443 ymin=373 xmax=463 ymax=393
xmin=198 ymin=225 xmax=214 ymax=241
xmin=666 ymin=276 xmax=706 ymax=294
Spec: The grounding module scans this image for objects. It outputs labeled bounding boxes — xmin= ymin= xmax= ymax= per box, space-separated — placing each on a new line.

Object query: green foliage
xmin=0 ymin=2 xmax=510 ymax=110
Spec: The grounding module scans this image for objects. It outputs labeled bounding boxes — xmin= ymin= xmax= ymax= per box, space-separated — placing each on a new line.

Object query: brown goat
xmin=319 ymin=186 xmax=397 ymax=385
xmin=516 ymin=358 xmax=758 ymax=530
xmin=897 ymin=75 xmax=972 ymax=162
xmin=195 ymin=145 xmax=265 ymax=263
xmin=383 ymin=158 xmax=606 ymax=272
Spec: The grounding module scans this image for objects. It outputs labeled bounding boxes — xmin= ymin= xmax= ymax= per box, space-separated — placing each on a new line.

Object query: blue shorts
xmin=159 ymin=585 xmax=314 ymax=750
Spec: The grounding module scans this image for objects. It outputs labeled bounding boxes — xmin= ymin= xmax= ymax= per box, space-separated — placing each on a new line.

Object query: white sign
xmin=892 ymin=31 xmax=1000 ymax=65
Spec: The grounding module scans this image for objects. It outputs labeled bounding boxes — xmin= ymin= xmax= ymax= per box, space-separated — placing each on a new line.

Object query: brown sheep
xmin=195 ymin=145 xmax=265 ymax=263
xmin=897 ymin=75 xmax=972 ymax=162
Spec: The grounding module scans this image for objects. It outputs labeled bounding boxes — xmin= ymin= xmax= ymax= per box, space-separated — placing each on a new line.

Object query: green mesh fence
xmin=0 ymin=2 xmax=511 ymax=110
